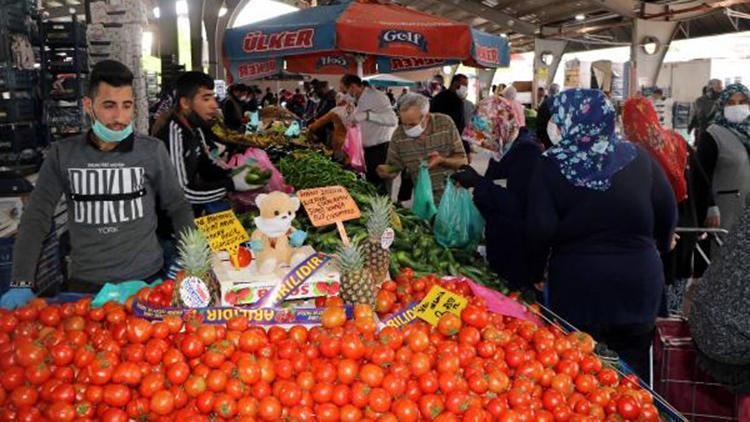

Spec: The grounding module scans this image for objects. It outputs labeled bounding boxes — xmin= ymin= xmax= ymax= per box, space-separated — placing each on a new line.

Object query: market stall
xmin=0 ymin=142 xmax=688 ymax=420
xmin=221 ymin=0 xmax=510 ymax=81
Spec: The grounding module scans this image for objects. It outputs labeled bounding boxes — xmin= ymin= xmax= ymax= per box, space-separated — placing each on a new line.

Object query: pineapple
xmin=363 ymin=196 xmax=393 ymax=285
xmin=172 ymin=228 xmax=221 ymax=308
xmin=335 ymin=240 xmax=375 ymax=306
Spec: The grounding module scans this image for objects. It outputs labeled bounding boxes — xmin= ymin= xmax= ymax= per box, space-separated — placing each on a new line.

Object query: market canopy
xmin=364 ymin=74 xmax=417 ymax=88
xmin=222 ymin=0 xmax=510 ymax=82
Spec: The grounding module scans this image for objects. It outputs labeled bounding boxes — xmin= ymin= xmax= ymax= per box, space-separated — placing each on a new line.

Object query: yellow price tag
xmin=194 ymin=210 xmax=250 ymax=254
xmin=414 ymin=285 xmax=468 ymax=326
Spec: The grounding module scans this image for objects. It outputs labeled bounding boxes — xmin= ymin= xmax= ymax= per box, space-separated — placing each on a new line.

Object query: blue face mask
xmin=92 ymin=119 xmax=133 ymax=143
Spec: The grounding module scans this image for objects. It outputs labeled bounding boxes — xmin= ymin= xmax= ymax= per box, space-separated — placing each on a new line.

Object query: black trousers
xmin=578 ymin=322 xmax=655 ymax=383
xmin=364 ymin=143 xmax=390 ymax=192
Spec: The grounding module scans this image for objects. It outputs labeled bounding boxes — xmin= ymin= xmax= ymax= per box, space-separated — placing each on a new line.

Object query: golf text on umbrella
xmin=379 ymin=30 xmax=428 ymax=52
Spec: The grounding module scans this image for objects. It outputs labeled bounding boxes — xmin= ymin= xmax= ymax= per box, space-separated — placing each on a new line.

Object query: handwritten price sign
xmin=297 ymin=186 xmax=361 ymax=227
xmin=297 ymin=186 xmax=361 ymax=245
xmin=194 ymin=210 xmax=250 ymax=254
xmin=414 ymin=285 xmax=468 ymax=326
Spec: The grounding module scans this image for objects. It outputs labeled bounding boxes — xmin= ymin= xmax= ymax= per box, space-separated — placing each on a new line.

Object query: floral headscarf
xmin=545 ymin=89 xmax=637 ymax=191
xmin=713 ymin=83 xmax=750 ymax=143
xmin=462 ymin=95 xmax=518 ymax=159
xmin=623 ymin=97 xmax=688 ymax=201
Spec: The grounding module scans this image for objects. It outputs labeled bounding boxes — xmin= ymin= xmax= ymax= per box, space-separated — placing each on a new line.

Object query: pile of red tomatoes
xmin=0 ymin=268 xmax=661 ymax=421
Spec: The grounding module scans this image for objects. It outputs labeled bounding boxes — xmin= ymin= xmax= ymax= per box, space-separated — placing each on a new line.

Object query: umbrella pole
xmin=355 ymin=55 xmax=365 ymax=78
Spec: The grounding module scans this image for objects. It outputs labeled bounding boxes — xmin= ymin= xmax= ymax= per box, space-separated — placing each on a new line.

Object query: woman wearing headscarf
xmin=693 ymin=83 xmax=750 ymax=233
xmin=689 ymin=204 xmax=750 ymax=421
xmin=501 ymin=85 xmax=526 ymax=128
xmin=452 ymin=96 xmax=542 ymax=291
xmin=526 ymin=89 xmax=677 ymax=381
xmin=623 ymin=98 xmax=696 ymax=310
xmin=307 ymin=93 xmax=356 ymax=162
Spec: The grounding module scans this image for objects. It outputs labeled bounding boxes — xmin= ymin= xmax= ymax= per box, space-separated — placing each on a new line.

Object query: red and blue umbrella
xmin=222 ymin=0 xmax=510 ymax=81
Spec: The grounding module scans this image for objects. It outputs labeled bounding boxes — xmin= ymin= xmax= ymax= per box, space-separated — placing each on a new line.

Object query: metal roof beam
xmin=435 ymin=0 xmax=538 ymax=35
xmin=590 ymin=0 xmax=636 ymax=18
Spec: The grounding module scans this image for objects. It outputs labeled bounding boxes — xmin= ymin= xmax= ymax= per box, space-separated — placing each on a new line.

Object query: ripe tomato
xmin=103 ymin=384 xmax=131 ymax=407
xmin=46 ymin=401 xmax=76 ymax=421
xmin=180 ymin=334 xmax=204 ymax=358
xmin=461 ymin=305 xmax=489 ymax=329
xmin=360 ymin=363 xmax=385 ymax=387
xmin=437 ymin=313 xmax=461 ymax=336
xmin=321 ymin=307 xmax=346 ymax=329
xmin=151 ymin=390 xmax=175 ymax=415
xmin=616 ymin=395 xmax=641 ymax=419
xmin=392 ymin=398 xmax=420 ymax=422
xmin=258 ymin=396 xmax=282 ymax=421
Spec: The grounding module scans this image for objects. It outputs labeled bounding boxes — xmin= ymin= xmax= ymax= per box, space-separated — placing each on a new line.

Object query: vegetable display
xmin=0 ymin=269 xmax=663 ymax=421
xmin=277 ymin=151 xmax=378 ymax=199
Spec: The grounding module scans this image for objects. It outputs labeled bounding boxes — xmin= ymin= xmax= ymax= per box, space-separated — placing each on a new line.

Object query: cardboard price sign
xmin=297 ymin=186 xmax=361 ymax=245
xmin=297 ymin=186 xmax=361 ymax=227
xmin=194 ymin=210 xmax=250 ymax=254
xmin=414 ymin=285 xmax=468 ymax=326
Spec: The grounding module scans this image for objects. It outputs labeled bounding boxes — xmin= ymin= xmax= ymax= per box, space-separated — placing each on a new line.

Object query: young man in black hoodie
xmin=154 ymin=71 xmax=254 ymax=215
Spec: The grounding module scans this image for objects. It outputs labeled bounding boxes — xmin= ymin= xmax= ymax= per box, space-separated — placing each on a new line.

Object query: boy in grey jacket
xmin=0 ymin=60 xmax=195 ymax=308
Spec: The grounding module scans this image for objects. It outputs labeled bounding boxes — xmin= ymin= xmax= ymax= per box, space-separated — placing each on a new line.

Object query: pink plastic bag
xmin=343 ymin=125 xmax=366 ymax=173
xmin=442 ymin=276 xmax=544 ymax=326
xmin=227 ymin=147 xmax=292 ymax=193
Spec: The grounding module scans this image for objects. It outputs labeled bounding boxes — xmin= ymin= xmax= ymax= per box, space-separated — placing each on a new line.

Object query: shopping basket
xmin=654 ymin=317 xmax=739 ymax=421
xmin=654 ymin=227 xmax=739 ymax=421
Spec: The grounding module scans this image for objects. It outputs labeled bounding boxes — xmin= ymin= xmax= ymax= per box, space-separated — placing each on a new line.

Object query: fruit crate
xmin=0 ymin=69 xmax=36 ymax=92
xmin=44 ymin=21 xmax=86 ymax=47
xmin=0 ymin=123 xmax=39 ymax=152
xmin=46 ymin=49 xmax=89 ymax=74
xmin=653 ymin=318 xmax=740 ymax=421
xmin=0 ymin=2 xmax=31 ymax=34
xmin=0 ymin=99 xmax=35 ymax=123
xmin=48 ymin=74 xmax=87 ymax=101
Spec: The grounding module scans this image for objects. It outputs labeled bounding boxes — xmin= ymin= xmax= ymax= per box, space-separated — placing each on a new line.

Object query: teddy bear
xmin=249 ymin=191 xmax=314 ymax=274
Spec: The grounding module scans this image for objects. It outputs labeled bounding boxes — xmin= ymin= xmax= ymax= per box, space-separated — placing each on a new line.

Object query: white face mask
xmin=404 ymin=121 xmax=426 ymax=138
xmin=724 ymin=104 xmax=750 ymax=123
xmin=547 ymin=121 xmax=563 ymax=145
xmin=457 ymin=85 xmax=468 ymax=99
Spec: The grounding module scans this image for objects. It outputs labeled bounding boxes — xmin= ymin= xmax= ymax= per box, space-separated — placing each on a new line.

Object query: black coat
xmin=473 ymin=132 xmax=542 ymax=290
xmin=431 ymin=90 xmax=465 ymax=135
xmin=526 ymin=147 xmax=677 ymax=326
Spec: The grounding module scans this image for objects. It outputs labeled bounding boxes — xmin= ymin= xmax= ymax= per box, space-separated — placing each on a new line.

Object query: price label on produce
xmin=297 ymin=186 xmax=361 ymax=245
xmin=414 ymin=285 xmax=468 ymax=326
xmin=297 ymin=186 xmax=361 ymax=227
xmin=194 ymin=210 xmax=250 ymax=254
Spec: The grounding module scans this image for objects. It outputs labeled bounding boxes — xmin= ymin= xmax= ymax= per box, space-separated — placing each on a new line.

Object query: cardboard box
xmin=213 ymin=253 xmax=340 ymax=306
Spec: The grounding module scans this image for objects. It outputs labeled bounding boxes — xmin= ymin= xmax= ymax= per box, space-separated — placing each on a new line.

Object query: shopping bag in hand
xmin=412 ymin=162 xmax=438 ymax=220
xmin=343 ymin=124 xmax=366 ymax=173
xmin=434 ymin=180 xmax=484 ymax=249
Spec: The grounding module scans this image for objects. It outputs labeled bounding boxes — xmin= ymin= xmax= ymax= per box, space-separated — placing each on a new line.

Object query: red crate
xmin=654 ymin=318 xmax=739 ymax=421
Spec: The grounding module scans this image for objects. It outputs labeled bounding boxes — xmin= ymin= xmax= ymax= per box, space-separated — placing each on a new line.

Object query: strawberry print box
xmin=215 ymin=258 xmax=341 ymax=306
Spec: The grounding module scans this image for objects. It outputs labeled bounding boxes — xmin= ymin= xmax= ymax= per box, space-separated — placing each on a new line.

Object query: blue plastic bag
xmin=433 ymin=180 xmax=485 ymax=249
xmin=412 ymin=162 xmax=438 ymax=221
xmin=91 ymin=279 xmax=163 ymax=307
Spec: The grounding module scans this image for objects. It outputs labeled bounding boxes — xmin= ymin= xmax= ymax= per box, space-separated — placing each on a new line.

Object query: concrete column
xmin=189 ymin=0 xmax=206 ymax=72
xmin=475 ymin=68 xmax=497 ymax=100
xmin=203 ymin=0 xmax=223 ymax=78
xmin=216 ymin=0 xmax=243 ymax=80
xmin=630 ymin=18 xmax=678 ymax=95
xmin=158 ymin=0 xmax=179 ymax=94
xmin=533 ymin=38 xmax=567 ymax=107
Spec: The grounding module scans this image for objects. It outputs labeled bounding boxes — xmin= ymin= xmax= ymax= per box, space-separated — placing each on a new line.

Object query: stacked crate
xmin=0 ymin=0 xmax=42 ymax=171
